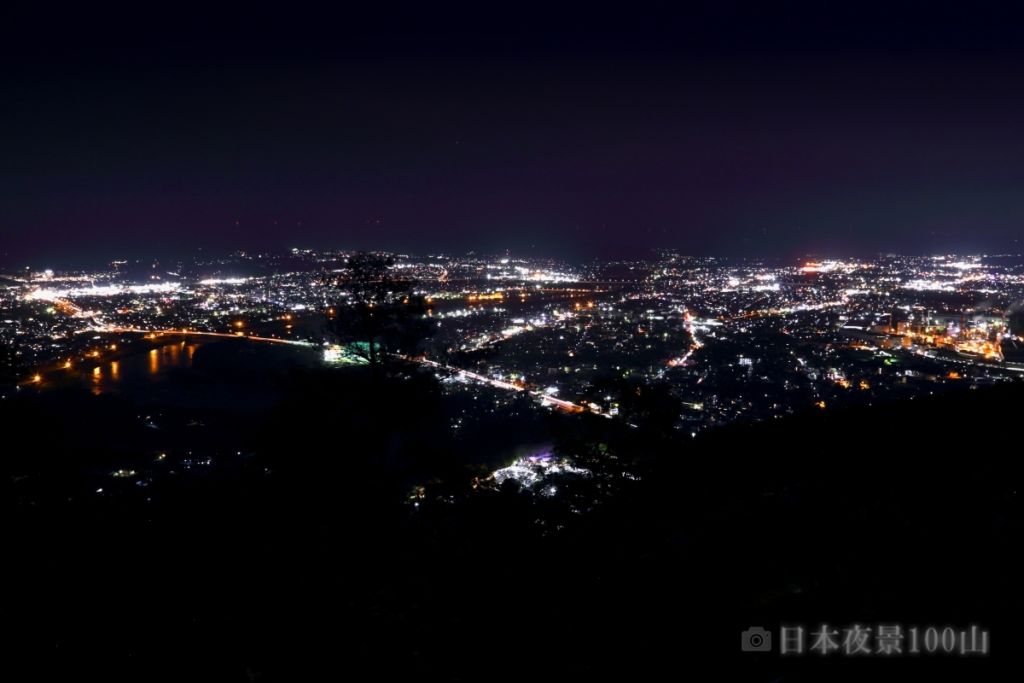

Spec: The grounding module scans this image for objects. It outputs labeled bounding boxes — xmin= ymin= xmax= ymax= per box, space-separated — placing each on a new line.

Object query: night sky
xmin=4 ymin=3 xmax=1024 ymax=268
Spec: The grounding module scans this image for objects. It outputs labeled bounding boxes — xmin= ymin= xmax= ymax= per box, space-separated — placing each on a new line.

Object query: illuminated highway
xmin=89 ymin=326 xmax=315 ymax=347
xmin=417 ymin=358 xmax=593 ymax=414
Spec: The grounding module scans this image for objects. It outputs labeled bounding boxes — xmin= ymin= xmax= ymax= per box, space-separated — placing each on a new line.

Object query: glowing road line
xmin=417 ymin=358 xmax=588 ymax=414
xmin=88 ymin=327 xmax=315 ymax=347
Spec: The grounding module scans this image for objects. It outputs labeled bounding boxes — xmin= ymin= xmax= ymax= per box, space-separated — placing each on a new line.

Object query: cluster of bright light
xmin=902 ymin=279 xmax=956 ymax=292
xmin=500 ymin=325 xmax=533 ymax=337
xmin=25 ymin=282 xmax=181 ymax=300
xmin=799 ymin=260 xmax=859 ymax=274
xmin=466 ymin=291 xmax=505 ymax=301
xmin=322 ymin=344 xmax=367 ymax=364
xmin=491 ymin=450 xmax=591 ymax=488
xmin=198 ymin=277 xmax=249 ymax=285
xmin=721 ymin=275 xmax=780 ymax=292
xmin=482 ymin=266 xmax=577 ymax=283
xmin=435 ymin=307 xmax=498 ymax=319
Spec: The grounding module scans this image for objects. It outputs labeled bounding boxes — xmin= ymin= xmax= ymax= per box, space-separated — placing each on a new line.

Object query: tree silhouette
xmin=327 ymin=252 xmax=435 ymax=373
xmin=1010 ymin=307 xmax=1024 ymax=337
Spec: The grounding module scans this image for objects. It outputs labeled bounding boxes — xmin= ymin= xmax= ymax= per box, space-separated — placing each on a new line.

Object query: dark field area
xmin=6 ymin=368 xmax=1021 ymax=681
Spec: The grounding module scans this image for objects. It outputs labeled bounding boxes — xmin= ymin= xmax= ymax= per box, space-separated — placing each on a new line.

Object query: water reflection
xmin=72 ymin=339 xmax=320 ymax=411
xmin=90 ymin=365 xmax=103 ymax=396
xmin=89 ymin=343 xmax=200 ymax=395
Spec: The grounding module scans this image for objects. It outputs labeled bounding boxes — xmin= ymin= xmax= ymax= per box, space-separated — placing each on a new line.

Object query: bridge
xmin=88 ymin=326 xmax=315 ymax=347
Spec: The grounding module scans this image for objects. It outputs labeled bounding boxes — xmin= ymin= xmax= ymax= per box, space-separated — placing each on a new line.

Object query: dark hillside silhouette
xmin=6 ymin=375 xmax=1022 ymax=681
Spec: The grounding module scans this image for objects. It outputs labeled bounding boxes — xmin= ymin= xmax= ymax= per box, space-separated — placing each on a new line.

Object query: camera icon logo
xmin=741 ymin=626 xmax=772 ymax=652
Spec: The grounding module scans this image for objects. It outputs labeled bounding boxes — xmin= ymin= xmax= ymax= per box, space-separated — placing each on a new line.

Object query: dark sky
xmin=3 ymin=2 xmax=1024 ymax=268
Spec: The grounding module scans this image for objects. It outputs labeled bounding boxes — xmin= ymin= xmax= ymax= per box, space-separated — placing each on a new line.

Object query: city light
xmin=8 ymin=249 xmax=1024 ymax=446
